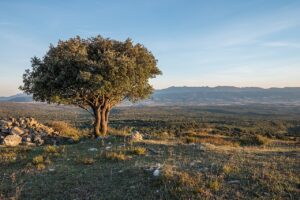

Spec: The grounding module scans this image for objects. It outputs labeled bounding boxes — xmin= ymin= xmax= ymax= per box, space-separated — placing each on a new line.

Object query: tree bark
xmin=100 ymin=104 xmax=110 ymax=135
xmin=93 ymin=107 xmax=101 ymax=137
xmin=92 ymin=100 xmax=110 ymax=137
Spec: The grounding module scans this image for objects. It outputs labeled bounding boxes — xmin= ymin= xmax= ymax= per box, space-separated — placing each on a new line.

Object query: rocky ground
xmin=0 ymin=118 xmax=71 ymax=147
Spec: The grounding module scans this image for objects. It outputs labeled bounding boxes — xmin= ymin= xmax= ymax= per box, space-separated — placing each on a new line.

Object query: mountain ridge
xmin=1 ymin=86 xmax=300 ymax=105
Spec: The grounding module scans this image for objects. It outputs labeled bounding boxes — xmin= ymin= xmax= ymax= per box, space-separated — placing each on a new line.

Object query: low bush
xmin=80 ymin=158 xmax=95 ymax=165
xmin=104 ymin=152 xmax=128 ymax=161
xmin=128 ymin=147 xmax=147 ymax=155
xmin=47 ymin=121 xmax=81 ymax=141
xmin=185 ymin=136 xmax=239 ymax=147
xmin=239 ymin=135 xmax=270 ymax=146
xmin=43 ymin=145 xmax=65 ymax=156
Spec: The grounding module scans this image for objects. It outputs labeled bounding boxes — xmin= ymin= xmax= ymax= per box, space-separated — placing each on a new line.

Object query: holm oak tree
xmin=20 ymin=36 xmax=161 ymax=136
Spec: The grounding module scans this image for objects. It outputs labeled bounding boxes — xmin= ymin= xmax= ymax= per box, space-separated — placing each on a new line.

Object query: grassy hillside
xmin=1 ymin=135 xmax=299 ymax=199
xmin=0 ymin=103 xmax=299 ymax=199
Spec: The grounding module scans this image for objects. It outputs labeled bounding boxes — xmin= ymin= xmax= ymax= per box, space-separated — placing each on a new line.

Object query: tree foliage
xmin=20 ymin=36 xmax=161 ymax=136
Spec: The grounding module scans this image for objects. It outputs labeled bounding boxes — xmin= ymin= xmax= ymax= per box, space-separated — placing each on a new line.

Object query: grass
xmin=80 ymin=158 xmax=95 ymax=165
xmin=239 ymin=134 xmax=271 ymax=146
xmin=184 ymin=135 xmax=240 ymax=147
xmin=127 ymin=147 xmax=147 ymax=155
xmin=44 ymin=145 xmax=65 ymax=155
xmin=104 ymin=152 xmax=129 ymax=161
xmin=0 ymin=134 xmax=299 ymax=199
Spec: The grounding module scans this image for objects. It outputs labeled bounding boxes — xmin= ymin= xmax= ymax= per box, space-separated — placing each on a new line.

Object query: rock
xmin=88 ymin=148 xmax=98 ymax=152
xmin=10 ymin=127 xmax=25 ymax=135
xmin=153 ymin=169 xmax=160 ymax=177
xmin=0 ymin=120 xmax=12 ymax=127
xmin=3 ymin=134 xmax=22 ymax=146
xmin=130 ymin=131 xmax=143 ymax=142
xmin=228 ymin=180 xmax=240 ymax=184
xmin=33 ymin=135 xmax=44 ymax=146
xmin=22 ymin=136 xmax=32 ymax=143
xmin=0 ymin=117 xmax=65 ymax=147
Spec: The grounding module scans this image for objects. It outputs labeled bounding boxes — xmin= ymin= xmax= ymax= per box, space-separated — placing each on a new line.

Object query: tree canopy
xmin=20 ymin=36 xmax=162 ymax=136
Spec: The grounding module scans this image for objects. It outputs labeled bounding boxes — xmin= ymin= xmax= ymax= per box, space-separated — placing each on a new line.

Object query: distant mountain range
xmin=147 ymin=86 xmax=300 ymax=105
xmin=0 ymin=93 xmax=33 ymax=102
xmin=1 ymin=86 xmax=300 ymax=105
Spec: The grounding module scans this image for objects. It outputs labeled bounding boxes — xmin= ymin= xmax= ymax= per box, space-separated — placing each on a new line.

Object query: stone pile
xmin=0 ymin=117 xmax=62 ymax=147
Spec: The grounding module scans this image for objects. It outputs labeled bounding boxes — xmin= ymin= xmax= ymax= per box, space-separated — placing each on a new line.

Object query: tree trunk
xmin=92 ymin=101 xmax=110 ymax=137
xmin=93 ymin=107 xmax=101 ymax=138
xmin=100 ymin=107 xmax=109 ymax=135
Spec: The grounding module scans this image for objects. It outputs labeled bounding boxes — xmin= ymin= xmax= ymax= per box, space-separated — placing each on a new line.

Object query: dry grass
xmin=47 ymin=121 xmax=81 ymax=141
xmin=103 ymin=151 xmax=129 ymax=161
xmin=43 ymin=145 xmax=65 ymax=155
xmin=127 ymin=147 xmax=147 ymax=155
xmin=80 ymin=158 xmax=95 ymax=165
xmin=0 ymin=135 xmax=299 ymax=199
xmin=0 ymin=152 xmax=17 ymax=163
xmin=185 ymin=135 xmax=239 ymax=147
xmin=239 ymin=135 xmax=271 ymax=146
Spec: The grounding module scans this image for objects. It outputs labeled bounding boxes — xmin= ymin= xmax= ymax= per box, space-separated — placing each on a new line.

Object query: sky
xmin=0 ymin=0 xmax=300 ymax=96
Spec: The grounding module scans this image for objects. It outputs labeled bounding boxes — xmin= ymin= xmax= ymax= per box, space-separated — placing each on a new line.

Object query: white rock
xmin=88 ymin=148 xmax=98 ymax=152
xmin=153 ymin=169 xmax=160 ymax=177
xmin=130 ymin=131 xmax=143 ymax=141
xmin=3 ymin=134 xmax=22 ymax=147
xmin=0 ymin=120 xmax=12 ymax=127
xmin=10 ymin=127 xmax=25 ymax=135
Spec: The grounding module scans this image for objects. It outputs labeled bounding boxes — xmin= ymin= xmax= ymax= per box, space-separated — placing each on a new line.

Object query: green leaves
xmin=20 ymin=35 xmax=162 ymax=108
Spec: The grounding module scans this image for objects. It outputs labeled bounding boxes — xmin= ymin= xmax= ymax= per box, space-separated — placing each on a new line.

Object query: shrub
xmin=223 ymin=164 xmax=233 ymax=175
xmin=81 ymin=158 xmax=95 ymax=165
xmin=36 ymin=163 xmax=46 ymax=170
xmin=239 ymin=135 xmax=270 ymax=146
xmin=104 ymin=152 xmax=128 ymax=161
xmin=109 ymin=127 xmax=130 ymax=136
xmin=208 ymin=179 xmax=221 ymax=192
xmin=0 ymin=152 xmax=17 ymax=163
xmin=185 ymin=136 xmax=239 ymax=147
xmin=47 ymin=121 xmax=80 ymax=141
xmin=128 ymin=147 xmax=147 ymax=155
xmin=44 ymin=145 xmax=64 ymax=155
xmin=32 ymin=155 xmax=44 ymax=165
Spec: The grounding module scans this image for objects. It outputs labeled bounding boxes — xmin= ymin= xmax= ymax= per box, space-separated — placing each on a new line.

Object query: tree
xmin=20 ymin=36 xmax=162 ymax=137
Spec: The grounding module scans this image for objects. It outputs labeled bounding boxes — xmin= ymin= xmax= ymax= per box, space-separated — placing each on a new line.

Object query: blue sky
xmin=0 ymin=0 xmax=300 ymax=96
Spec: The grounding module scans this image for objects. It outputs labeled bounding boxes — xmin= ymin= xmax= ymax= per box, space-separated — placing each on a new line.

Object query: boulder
xmin=3 ymin=134 xmax=22 ymax=146
xmin=130 ymin=131 xmax=143 ymax=142
xmin=10 ymin=127 xmax=25 ymax=135
xmin=0 ymin=120 xmax=12 ymax=127
xmin=1 ymin=117 xmax=64 ymax=147
xmin=33 ymin=135 xmax=44 ymax=146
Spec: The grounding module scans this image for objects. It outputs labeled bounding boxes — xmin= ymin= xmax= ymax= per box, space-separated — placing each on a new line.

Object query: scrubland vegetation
xmin=0 ymin=102 xmax=299 ymax=199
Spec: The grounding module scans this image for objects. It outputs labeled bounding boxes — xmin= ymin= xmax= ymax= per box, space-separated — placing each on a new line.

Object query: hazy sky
xmin=0 ymin=0 xmax=300 ymax=96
